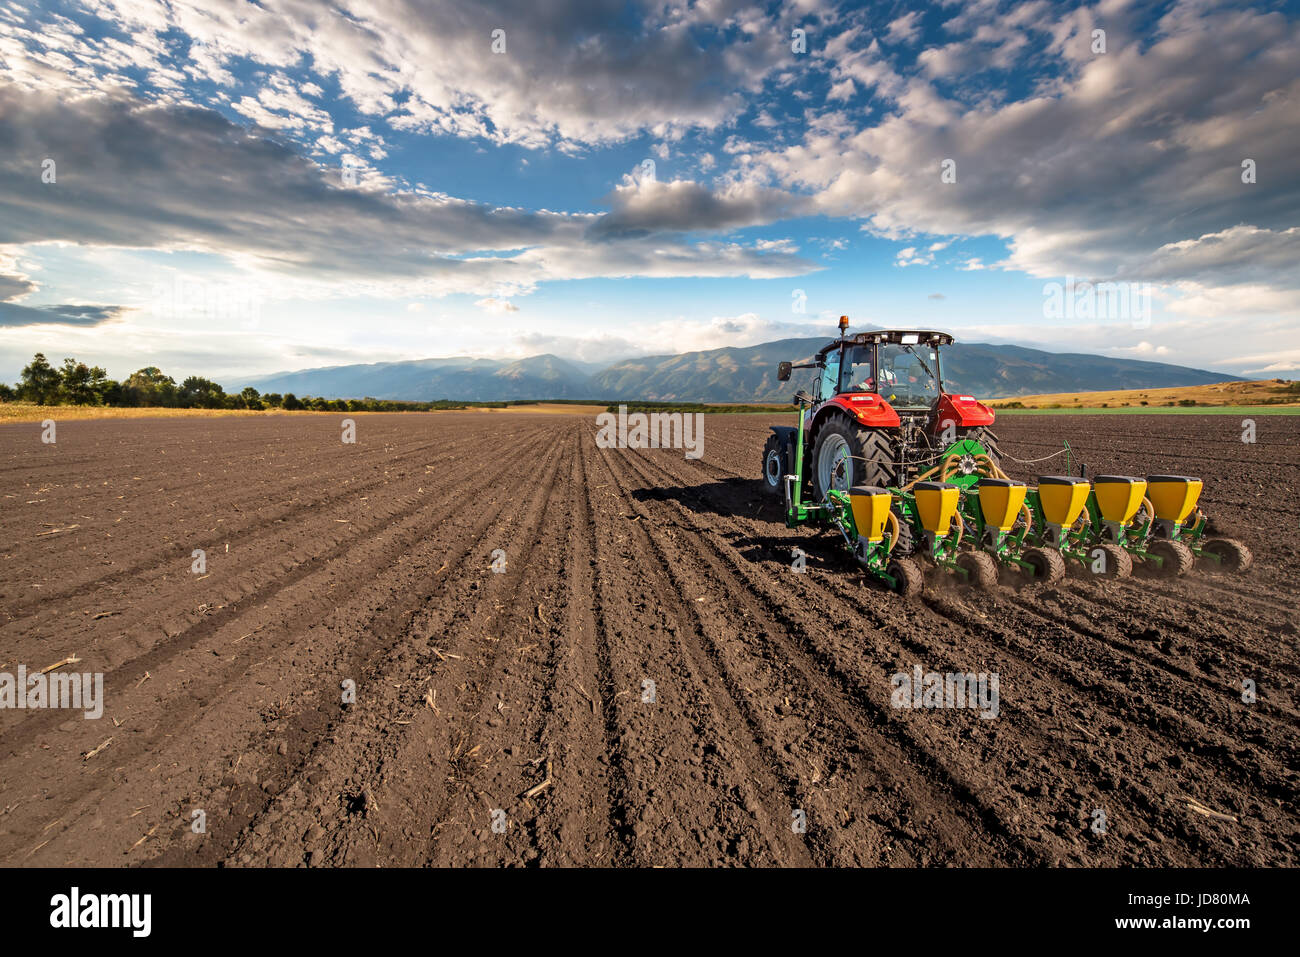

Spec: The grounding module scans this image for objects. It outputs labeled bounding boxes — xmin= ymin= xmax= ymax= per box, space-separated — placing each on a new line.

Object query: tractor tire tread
xmin=887 ymin=557 xmax=925 ymax=598
xmin=1201 ymin=537 xmax=1252 ymax=572
xmin=957 ymin=550 xmax=999 ymax=589
xmin=1023 ymin=546 xmax=1066 ymax=586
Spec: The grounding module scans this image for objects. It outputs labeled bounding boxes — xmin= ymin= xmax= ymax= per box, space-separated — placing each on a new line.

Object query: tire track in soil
xmin=466 ymin=433 xmax=636 ymax=865
xmin=535 ymin=435 xmax=637 ymax=864
xmin=431 ymin=432 xmax=640 ymax=866
xmin=611 ymin=441 xmax=1033 ymax=865
xmin=410 ymin=426 xmax=613 ymax=866
xmin=0 ymin=423 xmax=562 ymax=865
xmin=198 ymin=424 xmax=575 ymax=866
xmin=0 ymin=426 xmax=557 ymax=753
xmin=0 ymin=423 xmax=527 ymax=621
xmin=1054 ymin=577 xmax=1300 ymax=686
xmin=627 ymin=434 xmax=1294 ymax=866
xmin=590 ymin=441 xmax=812 ymax=866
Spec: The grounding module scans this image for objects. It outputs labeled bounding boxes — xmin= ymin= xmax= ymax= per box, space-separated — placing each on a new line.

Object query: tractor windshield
xmin=877 ymin=343 xmax=941 ymax=409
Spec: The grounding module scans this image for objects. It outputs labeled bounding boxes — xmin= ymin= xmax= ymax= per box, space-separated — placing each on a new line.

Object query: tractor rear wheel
xmin=963 ymin=426 xmax=1003 ymax=472
xmin=1145 ymin=539 xmax=1194 ymax=577
xmin=887 ymin=557 xmax=924 ymax=598
xmin=1022 ymin=546 xmax=1066 ymax=586
xmin=811 ymin=415 xmax=895 ymax=501
xmin=956 ymin=550 xmax=999 ymax=589
xmin=761 ymin=433 xmax=784 ymax=498
xmin=1200 ymin=538 xmax=1252 ymax=572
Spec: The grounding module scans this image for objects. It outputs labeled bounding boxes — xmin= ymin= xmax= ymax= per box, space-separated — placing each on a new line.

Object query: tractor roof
xmin=816 ymin=329 xmax=954 ymax=358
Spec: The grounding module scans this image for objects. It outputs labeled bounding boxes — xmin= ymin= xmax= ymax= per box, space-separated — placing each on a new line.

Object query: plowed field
xmin=1 ymin=412 xmax=1295 ymax=866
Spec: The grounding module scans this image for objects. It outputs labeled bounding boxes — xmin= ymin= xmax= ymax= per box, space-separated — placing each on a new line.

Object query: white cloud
xmin=12 ymin=0 xmax=795 ymax=149
xmin=743 ymin=1 xmax=1300 ymax=322
xmin=885 ymin=11 xmax=923 ymax=44
xmin=1117 ymin=341 xmax=1171 ymax=358
xmin=0 ymin=86 xmax=819 ymax=303
xmin=474 ymin=297 xmax=518 ymax=313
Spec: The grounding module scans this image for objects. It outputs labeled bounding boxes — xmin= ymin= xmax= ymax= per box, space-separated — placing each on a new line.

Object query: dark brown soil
xmin=0 ymin=411 xmax=1295 ymax=866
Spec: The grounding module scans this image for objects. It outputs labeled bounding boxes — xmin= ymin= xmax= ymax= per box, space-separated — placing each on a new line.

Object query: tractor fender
xmin=935 ymin=392 xmax=995 ymax=428
xmin=813 ymin=395 xmax=901 ymax=431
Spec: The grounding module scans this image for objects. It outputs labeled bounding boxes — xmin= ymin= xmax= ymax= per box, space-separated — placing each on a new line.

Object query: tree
xmin=59 ymin=357 xmax=108 ymax=405
xmin=19 ymin=353 xmax=62 ymax=404
xmin=97 ymin=379 xmax=123 ymax=405
xmin=123 ymin=367 xmax=178 ymax=407
xmin=262 ymin=392 xmax=283 ymax=408
xmin=239 ymin=386 xmax=264 ymax=411
xmin=178 ymin=376 xmax=226 ymax=409
xmin=0 ymin=383 xmax=15 ymax=402
xmin=281 ymin=392 xmax=303 ymax=410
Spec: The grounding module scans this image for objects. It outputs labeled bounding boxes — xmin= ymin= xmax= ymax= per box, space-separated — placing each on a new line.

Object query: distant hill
xmin=250 ymin=354 xmax=597 ymax=401
xmin=588 ymin=338 xmax=1240 ymax=403
xmin=245 ymin=338 xmax=1241 ymax=402
xmin=987 ymin=378 xmax=1300 ymax=409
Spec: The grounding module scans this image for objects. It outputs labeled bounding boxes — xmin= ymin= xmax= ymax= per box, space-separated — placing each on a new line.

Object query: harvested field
xmin=0 ymin=411 xmax=1295 ymax=867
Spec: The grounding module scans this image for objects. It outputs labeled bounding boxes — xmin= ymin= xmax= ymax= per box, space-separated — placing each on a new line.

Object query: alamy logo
xmin=0 ymin=666 xmax=103 ymax=719
xmin=891 ymin=664 xmax=999 ymax=719
xmin=595 ymin=405 xmax=704 ymax=459
xmin=1042 ymin=275 xmax=1151 ymax=326
xmin=50 ymin=888 xmax=151 ymax=937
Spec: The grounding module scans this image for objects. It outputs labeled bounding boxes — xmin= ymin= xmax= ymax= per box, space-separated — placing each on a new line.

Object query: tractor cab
xmin=769 ymin=318 xmax=999 ymax=497
xmin=816 ymin=333 xmax=945 ymax=412
xmin=795 ymin=326 xmax=984 ymax=435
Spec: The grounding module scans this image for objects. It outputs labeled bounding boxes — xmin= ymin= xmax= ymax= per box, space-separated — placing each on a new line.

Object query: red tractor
xmin=762 ymin=318 xmax=1001 ymax=508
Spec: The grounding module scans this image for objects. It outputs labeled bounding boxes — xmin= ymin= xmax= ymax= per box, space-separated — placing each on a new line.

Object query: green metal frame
xmin=781 ymin=401 xmax=987 ymax=585
xmin=775 ymin=395 xmax=1241 ymax=585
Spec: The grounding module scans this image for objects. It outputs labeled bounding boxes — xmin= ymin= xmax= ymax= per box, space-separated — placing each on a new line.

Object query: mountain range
xmin=245 ymin=338 xmax=1240 ymax=403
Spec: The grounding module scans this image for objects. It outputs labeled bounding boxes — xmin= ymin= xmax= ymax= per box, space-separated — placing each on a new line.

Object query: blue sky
xmin=1 ymin=0 xmax=1297 ymax=386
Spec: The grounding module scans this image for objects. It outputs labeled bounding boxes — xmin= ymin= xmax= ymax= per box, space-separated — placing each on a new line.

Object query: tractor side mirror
xmin=777 ymin=361 xmax=792 ymax=381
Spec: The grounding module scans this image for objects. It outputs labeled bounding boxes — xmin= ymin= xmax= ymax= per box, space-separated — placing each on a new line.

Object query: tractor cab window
xmin=878 ymin=343 xmax=941 ymax=408
xmin=817 ymin=351 xmax=841 ymax=401
xmin=839 ymin=345 xmax=876 ymax=394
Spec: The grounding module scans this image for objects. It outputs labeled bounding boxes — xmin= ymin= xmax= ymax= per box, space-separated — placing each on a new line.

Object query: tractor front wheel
xmin=761 ymin=433 xmax=784 ymax=498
